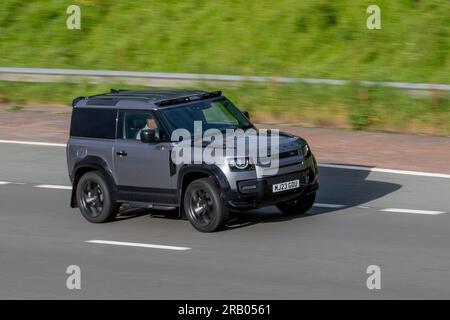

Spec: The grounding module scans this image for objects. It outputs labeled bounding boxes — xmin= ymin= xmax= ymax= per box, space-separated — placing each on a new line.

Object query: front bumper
xmin=223 ymin=169 xmax=319 ymax=210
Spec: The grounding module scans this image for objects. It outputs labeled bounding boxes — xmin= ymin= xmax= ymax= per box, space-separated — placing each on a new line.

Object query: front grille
xmin=279 ymin=149 xmax=299 ymax=159
xmin=266 ymin=170 xmax=309 ymax=186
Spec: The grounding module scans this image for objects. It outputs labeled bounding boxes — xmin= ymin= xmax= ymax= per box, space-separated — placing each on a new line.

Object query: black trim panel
xmin=177 ymin=165 xmax=230 ymax=192
xmin=117 ymin=185 xmax=177 ymax=194
xmin=117 ymin=185 xmax=178 ymax=204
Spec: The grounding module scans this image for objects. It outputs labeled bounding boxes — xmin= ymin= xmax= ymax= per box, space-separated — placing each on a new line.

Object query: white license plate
xmin=272 ymin=179 xmax=300 ymax=193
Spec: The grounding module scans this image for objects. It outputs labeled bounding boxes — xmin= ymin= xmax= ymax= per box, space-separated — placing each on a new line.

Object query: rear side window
xmin=70 ymin=108 xmax=117 ymax=139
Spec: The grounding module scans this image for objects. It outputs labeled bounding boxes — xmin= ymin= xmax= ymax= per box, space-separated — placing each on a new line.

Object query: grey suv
xmin=67 ymin=89 xmax=319 ymax=232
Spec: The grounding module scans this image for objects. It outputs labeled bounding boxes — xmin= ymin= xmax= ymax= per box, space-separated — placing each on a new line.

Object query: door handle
xmin=116 ymin=150 xmax=128 ymax=157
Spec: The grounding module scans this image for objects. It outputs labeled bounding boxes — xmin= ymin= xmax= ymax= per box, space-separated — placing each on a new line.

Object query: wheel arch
xmin=177 ymin=165 xmax=230 ymax=215
xmin=70 ymin=156 xmax=117 ymax=208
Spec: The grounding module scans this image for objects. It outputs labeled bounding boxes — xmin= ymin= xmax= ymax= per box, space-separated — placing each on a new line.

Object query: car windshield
xmin=161 ymin=98 xmax=253 ymax=135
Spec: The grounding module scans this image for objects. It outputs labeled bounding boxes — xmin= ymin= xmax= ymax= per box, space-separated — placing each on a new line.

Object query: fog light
xmin=238 ymin=181 xmax=258 ymax=194
xmin=242 ymin=184 xmax=257 ymax=191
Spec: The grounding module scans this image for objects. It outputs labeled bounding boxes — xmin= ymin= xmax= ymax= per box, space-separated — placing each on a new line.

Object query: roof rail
xmin=72 ymin=96 xmax=86 ymax=107
xmin=155 ymin=90 xmax=222 ymax=107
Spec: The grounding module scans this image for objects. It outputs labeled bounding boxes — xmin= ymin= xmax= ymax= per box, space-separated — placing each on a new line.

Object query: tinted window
xmin=70 ymin=108 xmax=117 ymax=139
xmin=121 ymin=111 xmax=160 ymax=140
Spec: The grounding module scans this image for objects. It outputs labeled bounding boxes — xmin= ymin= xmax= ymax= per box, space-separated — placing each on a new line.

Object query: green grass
xmin=0 ymin=0 xmax=448 ymax=83
xmin=0 ymin=81 xmax=448 ymax=136
xmin=0 ymin=1 xmax=448 ymax=135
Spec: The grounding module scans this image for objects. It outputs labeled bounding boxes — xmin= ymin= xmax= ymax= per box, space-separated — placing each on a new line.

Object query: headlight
xmin=228 ymin=157 xmax=255 ymax=171
xmin=300 ymin=144 xmax=310 ymax=157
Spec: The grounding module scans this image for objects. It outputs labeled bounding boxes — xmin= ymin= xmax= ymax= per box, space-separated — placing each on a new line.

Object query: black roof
xmin=73 ymin=89 xmax=222 ymax=108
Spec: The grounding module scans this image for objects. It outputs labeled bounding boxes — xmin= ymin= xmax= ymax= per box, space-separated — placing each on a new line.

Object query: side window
xmin=121 ymin=111 xmax=161 ymax=141
xmin=70 ymin=108 xmax=117 ymax=139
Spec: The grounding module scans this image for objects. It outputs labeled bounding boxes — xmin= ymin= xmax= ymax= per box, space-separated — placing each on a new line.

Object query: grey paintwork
xmin=67 ymin=136 xmax=115 ymax=178
xmin=67 ymin=92 xmax=317 ymax=208
xmin=113 ymin=139 xmax=174 ymax=189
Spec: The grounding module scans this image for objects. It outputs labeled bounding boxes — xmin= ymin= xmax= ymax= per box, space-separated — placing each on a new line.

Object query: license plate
xmin=272 ymin=179 xmax=300 ymax=193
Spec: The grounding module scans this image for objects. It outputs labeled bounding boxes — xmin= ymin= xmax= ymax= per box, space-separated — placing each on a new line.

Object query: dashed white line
xmin=4 ymin=182 xmax=449 ymax=216
xmin=86 ymin=240 xmax=191 ymax=251
xmin=34 ymin=184 xmax=72 ymax=190
xmin=0 ymin=139 xmax=66 ymax=147
xmin=318 ymin=164 xmax=450 ymax=179
xmin=380 ymin=208 xmax=445 ymax=215
xmin=313 ymin=203 xmax=346 ymax=208
xmin=3 ymin=180 xmax=449 ymax=217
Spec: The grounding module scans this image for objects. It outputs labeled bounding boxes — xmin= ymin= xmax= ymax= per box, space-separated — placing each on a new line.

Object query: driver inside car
xmin=136 ymin=117 xmax=160 ymax=141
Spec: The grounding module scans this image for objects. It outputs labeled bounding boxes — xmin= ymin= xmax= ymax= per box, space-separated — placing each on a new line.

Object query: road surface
xmin=0 ymin=142 xmax=449 ymax=299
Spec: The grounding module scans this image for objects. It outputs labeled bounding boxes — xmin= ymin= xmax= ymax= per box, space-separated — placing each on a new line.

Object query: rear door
xmin=113 ymin=110 xmax=175 ymax=203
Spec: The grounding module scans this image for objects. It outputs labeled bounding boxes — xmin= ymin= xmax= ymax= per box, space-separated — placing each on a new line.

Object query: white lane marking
xmin=34 ymin=184 xmax=72 ymax=190
xmin=4 ymin=180 xmax=449 ymax=217
xmin=313 ymin=203 xmax=346 ymax=208
xmin=86 ymin=240 xmax=191 ymax=251
xmin=0 ymin=139 xmax=66 ymax=147
xmin=0 ymin=139 xmax=448 ymax=179
xmin=380 ymin=208 xmax=445 ymax=215
xmin=318 ymin=164 xmax=450 ymax=179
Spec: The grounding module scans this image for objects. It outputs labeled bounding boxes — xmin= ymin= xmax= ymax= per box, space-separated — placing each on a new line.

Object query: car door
xmin=113 ymin=110 xmax=175 ymax=203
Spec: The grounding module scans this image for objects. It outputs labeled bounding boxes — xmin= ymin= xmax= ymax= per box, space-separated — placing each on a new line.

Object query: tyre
xmin=276 ymin=192 xmax=316 ymax=215
xmin=76 ymin=171 xmax=119 ymax=223
xmin=183 ymin=178 xmax=229 ymax=232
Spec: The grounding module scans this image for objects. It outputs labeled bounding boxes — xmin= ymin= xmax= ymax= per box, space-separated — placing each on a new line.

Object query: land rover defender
xmin=67 ymin=90 xmax=319 ymax=232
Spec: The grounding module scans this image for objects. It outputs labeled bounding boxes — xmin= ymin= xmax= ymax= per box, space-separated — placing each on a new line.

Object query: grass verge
xmin=0 ymin=81 xmax=448 ymax=136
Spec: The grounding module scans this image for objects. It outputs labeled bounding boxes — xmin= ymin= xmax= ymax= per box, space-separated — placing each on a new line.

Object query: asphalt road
xmin=0 ymin=142 xmax=449 ymax=299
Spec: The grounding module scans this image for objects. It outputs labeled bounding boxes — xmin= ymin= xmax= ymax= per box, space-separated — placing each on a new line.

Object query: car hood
xmin=195 ymin=130 xmax=305 ymax=158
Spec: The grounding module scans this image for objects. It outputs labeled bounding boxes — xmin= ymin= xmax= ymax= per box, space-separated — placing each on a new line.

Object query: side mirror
xmin=243 ymin=111 xmax=250 ymax=120
xmin=140 ymin=129 xmax=156 ymax=143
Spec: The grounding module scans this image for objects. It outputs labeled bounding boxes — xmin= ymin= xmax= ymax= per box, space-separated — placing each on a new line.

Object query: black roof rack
xmin=155 ymin=91 xmax=222 ymax=107
xmin=72 ymin=90 xmax=222 ymax=107
xmin=86 ymin=99 xmax=120 ymax=106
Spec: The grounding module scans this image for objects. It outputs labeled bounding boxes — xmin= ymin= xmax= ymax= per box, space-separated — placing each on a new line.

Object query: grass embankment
xmin=0 ymin=81 xmax=448 ymax=136
xmin=0 ymin=0 xmax=448 ymax=134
